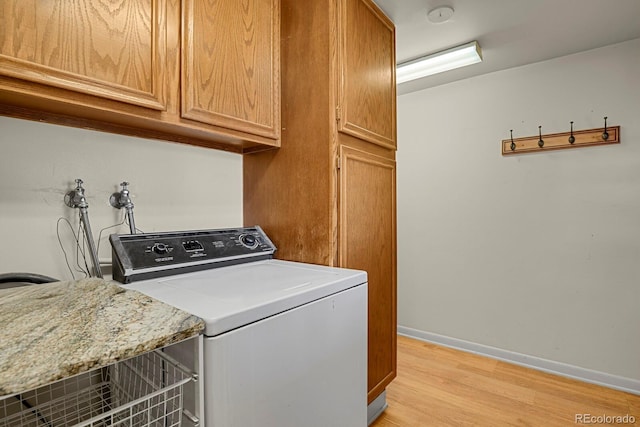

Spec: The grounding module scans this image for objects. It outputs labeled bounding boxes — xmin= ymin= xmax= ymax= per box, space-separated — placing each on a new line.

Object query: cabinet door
xmin=337 ymin=0 xmax=396 ymax=149
xmin=338 ymin=145 xmax=396 ymax=403
xmin=182 ymin=0 xmax=280 ymax=140
xmin=0 ymin=0 xmax=167 ymax=110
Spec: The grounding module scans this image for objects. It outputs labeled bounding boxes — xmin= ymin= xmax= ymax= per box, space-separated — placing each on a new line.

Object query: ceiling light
xmin=396 ymin=41 xmax=483 ymax=84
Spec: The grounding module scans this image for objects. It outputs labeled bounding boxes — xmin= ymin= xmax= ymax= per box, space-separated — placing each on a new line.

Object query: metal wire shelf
xmin=0 ymin=349 xmax=195 ymax=427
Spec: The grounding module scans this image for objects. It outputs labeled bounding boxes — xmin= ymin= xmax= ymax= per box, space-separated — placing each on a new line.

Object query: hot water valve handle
xmin=64 ymin=179 xmax=103 ymax=278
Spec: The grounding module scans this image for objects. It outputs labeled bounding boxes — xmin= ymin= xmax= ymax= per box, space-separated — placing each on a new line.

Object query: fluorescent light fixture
xmin=396 ymin=41 xmax=483 ymax=84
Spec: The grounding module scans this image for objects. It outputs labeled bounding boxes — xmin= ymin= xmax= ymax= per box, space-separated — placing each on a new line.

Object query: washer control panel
xmin=110 ymin=226 xmax=276 ymax=283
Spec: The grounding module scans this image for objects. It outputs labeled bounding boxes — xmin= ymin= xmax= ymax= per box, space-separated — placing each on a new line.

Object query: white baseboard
xmin=398 ymin=326 xmax=640 ymax=396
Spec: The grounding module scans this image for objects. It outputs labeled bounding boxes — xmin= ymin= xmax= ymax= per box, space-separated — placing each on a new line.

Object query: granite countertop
xmin=0 ymin=278 xmax=204 ymax=397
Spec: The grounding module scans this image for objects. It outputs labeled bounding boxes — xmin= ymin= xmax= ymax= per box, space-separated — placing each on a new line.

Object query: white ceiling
xmin=373 ymin=0 xmax=640 ymax=95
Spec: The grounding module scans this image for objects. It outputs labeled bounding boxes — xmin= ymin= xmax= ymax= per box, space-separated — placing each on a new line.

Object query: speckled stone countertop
xmin=0 ymin=278 xmax=204 ymax=397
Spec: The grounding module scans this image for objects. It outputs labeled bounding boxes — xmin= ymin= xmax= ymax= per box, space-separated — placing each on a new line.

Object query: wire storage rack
xmin=0 ymin=349 xmax=196 ymax=427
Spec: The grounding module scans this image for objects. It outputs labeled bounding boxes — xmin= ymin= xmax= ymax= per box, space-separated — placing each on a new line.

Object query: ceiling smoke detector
xmin=427 ymin=6 xmax=454 ymax=24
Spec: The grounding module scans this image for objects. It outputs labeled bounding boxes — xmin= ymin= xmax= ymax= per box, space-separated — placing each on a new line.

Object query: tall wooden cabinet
xmin=0 ymin=0 xmax=280 ymax=152
xmin=244 ymin=0 xmax=397 ymax=405
xmin=339 ymin=146 xmax=396 ymax=403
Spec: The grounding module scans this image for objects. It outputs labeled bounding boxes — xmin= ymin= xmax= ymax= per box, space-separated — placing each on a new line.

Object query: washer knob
xmin=239 ymin=234 xmax=259 ymax=249
xmin=152 ymin=243 xmax=169 ymax=255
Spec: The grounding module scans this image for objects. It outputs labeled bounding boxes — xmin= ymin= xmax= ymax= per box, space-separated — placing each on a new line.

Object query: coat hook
xmin=602 ymin=116 xmax=609 ymax=140
xmin=538 ymin=125 xmax=544 ymax=148
xmin=510 ymin=129 xmax=516 ymax=151
xmin=568 ymin=121 xmax=575 ymax=144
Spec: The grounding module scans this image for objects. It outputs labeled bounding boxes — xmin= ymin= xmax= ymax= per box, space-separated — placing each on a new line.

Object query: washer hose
xmin=0 ymin=273 xmax=58 ymax=285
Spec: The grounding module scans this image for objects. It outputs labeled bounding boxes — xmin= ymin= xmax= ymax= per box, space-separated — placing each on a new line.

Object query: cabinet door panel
xmin=182 ymin=0 xmax=279 ymax=140
xmin=0 ymin=0 xmax=167 ymax=110
xmin=337 ymin=0 xmax=396 ymax=149
xmin=339 ymin=146 xmax=396 ymax=402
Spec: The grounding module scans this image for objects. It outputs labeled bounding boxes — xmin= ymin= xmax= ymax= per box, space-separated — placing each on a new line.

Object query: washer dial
xmin=239 ymin=234 xmax=259 ymax=249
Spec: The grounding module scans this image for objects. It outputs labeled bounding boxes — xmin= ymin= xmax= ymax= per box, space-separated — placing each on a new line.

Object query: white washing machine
xmin=111 ymin=227 xmax=367 ymax=427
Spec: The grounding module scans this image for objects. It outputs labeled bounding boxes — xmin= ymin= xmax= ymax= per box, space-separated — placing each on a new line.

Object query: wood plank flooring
xmin=372 ymin=335 xmax=639 ymax=426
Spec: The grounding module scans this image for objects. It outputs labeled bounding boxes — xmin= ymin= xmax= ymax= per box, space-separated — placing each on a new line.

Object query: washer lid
xmin=121 ymin=259 xmax=367 ymax=336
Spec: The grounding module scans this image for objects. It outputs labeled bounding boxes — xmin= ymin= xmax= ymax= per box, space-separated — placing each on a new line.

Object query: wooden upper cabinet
xmin=0 ymin=0 xmax=167 ymax=110
xmin=0 ymin=0 xmax=280 ymax=152
xmin=182 ymin=0 xmax=280 ymax=140
xmin=337 ymin=0 xmax=396 ymax=150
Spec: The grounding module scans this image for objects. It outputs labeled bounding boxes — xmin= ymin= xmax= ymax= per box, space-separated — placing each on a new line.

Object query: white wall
xmin=397 ymin=38 xmax=640 ymax=383
xmin=0 ymin=117 xmax=242 ymax=280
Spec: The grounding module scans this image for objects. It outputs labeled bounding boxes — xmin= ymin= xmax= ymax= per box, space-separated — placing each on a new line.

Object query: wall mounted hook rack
xmin=502 ymin=119 xmax=620 ymax=155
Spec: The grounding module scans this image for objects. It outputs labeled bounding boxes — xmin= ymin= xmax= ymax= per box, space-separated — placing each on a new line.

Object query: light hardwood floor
xmin=372 ymin=335 xmax=639 ymax=426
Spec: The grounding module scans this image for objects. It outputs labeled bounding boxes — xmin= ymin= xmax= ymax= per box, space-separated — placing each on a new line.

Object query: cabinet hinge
xmin=337 ymin=156 xmax=342 ymax=170
xmin=336 ymin=106 xmax=341 ymax=122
